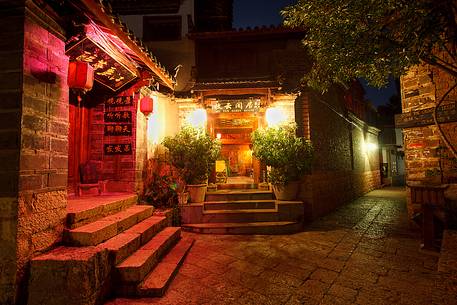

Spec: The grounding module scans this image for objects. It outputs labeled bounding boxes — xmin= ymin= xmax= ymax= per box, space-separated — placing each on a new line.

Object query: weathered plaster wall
xmin=299 ymin=89 xmax=381 ymax=219
xmin=400 ymin=59 xmax=457 ymax=220
xmin=0 ymin=2 xmax=69 ymax=303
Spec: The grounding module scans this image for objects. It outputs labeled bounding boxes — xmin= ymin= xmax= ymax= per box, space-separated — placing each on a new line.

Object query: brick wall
xmin=298 ymin=88 xmax=381 ymax=219
xmin=17 ymin=12 xmax=68 ymax=304
xmin=400 ymin=59 xmax=457 ymax=220
xmin=0 ymin=2 xmax=69 ymax=303
xmin=86 ymin=91 xmax=140 ymax=193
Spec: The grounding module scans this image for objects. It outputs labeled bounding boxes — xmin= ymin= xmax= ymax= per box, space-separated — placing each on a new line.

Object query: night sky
xmin=233 ymin=0 xmax=396 ymax=107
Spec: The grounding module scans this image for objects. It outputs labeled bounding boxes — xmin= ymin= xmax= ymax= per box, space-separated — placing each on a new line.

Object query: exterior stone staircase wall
xmin=181 ymin=189 xmax=305 ymax=234
xmin=27 ymin=195 xmax=193 ymax=305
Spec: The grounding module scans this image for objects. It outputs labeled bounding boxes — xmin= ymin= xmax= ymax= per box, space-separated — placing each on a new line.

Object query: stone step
xmin=65 ymin=205 xmax=153 ymax=246
xmin=201 ymin=201 xmax=303 ymax=223
xmin=204 ymin=199 xmax=276 ymax=210
xmin=137 ymin=238 xmax=194 ymax=297
xmin=97 ymin=216 xmax=167 ymax=264
xmin=28 ymin=246 xmax=109 ymax=305
xmin=215 ymin=183 xmax=258 ymax=190
xmin=182 ymin=221 xmax=303 ymax=234
xmin=205 ymin=190 xmax=274 ymax=202
xmin=116 ymin=227 xmax=181 ymax=292
xmin=66 ymin=194 xmax=138 ymax=229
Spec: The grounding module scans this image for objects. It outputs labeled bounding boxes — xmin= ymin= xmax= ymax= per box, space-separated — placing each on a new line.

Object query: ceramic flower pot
xmin=187 ymin=184 xmax=207 ymax=203
xmin=272 ymin=181 xmax=300 ymax=200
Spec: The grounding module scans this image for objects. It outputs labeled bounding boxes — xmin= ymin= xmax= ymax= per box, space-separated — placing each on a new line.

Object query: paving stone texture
xmin=106 ymin=187 xmax=457 ymax=305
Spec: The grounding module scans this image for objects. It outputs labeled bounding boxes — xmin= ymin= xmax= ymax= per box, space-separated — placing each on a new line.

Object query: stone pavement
xmin=106 ymin=187 xmax=457 ymax=305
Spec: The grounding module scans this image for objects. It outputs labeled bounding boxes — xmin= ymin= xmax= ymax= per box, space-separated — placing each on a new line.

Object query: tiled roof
xmin=77 ymin=0 xmax=175 ymax=89
xmin=188 ymin=25 xmax=305 ymax=40
xmin=109 ymin=0 xmax=181 ymax=15
xmin=192 ymin=78 xmax=281 ymax=91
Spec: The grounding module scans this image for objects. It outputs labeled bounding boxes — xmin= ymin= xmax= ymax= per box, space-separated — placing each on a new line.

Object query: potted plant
xmin=251 ymin=123 xmax=313 ymax=200
xmin=162 ymin=126 xmax=221 ymax=203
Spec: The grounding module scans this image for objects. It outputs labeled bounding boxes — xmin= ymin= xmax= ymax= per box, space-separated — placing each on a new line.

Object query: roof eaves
xmin=78 ymin=0 xmax=175 ymax=90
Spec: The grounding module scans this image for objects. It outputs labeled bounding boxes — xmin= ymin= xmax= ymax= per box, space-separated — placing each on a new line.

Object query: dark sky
xmin=233 ymin=0 xmax=396 ymax=107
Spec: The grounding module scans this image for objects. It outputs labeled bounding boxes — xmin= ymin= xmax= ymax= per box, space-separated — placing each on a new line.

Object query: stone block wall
xmin=400 ymin=60 xmax=457 ymax=220
xmin=0 ymin=2 xmax=69 ymax=303
xmin=302 ymin=170 xmax=381 ymax=219
xmin=298 ymin=88 xmax=381 ymax=219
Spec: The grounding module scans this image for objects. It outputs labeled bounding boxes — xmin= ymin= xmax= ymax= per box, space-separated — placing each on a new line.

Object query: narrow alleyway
xmin=107 ymin=187 xmax=456 ymax=305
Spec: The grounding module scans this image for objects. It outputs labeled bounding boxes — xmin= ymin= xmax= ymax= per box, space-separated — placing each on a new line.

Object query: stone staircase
xmin=28 ymin=194 xmax=193 ymax=305
xmin=181 ymin=187 xmax=305 ymax=234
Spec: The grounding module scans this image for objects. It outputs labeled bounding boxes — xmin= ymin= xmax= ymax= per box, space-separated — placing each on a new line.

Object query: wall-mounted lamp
xmin=364 ymin=142 xmax=378 ymax=152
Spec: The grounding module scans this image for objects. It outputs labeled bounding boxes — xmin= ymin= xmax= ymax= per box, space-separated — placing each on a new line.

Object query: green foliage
xmin=251 ymin=123 xmax=313 ymax=185
xmin=142 ymin=172 xmax=178 ymax=208
xmin=282 ymin=0 xmax=457 ymax=91
xmin=162 ymin=126 xmax=221 ymax=185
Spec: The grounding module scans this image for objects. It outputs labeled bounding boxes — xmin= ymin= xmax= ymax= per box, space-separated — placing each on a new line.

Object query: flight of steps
xmin=28 ymin=195 xmax=193 ymax=305
xmin=181 ymin=186 xmax=305 ymax=234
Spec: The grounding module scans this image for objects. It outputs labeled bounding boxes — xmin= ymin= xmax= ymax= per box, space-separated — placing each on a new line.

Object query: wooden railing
xmin=409 ymin=184 xmax=449 ymax=251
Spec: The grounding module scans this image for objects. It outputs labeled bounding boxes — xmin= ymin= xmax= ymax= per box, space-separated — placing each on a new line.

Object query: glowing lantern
xmin=140 ymin=95 xmax=154 ymax=116
xmin=186 ymin=109 xmax=207 ymax=127
xmin=265 ymin=107 xmax=287 ymax=127
xmin=67 ymin=61 xmax=94 ymax=91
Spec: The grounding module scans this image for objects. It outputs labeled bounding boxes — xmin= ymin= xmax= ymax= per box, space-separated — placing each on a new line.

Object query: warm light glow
xmin=147 ymin=96 xmax=161 ymax=144
xmin=215 ymin=160 xmax=226 ymax=172
xmin=265 ymin=107 xmax=287 ymax=127
xmin=186 ymin=109 xmax=207 ymax=128
xmin=216 ymin=133 xmax=222 ymax=139
xmin=364 ymin=142 xmax=378 ymax=152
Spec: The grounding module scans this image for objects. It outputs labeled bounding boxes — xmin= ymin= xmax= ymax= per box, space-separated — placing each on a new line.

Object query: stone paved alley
xmin=107 ymin=187 xmax=457 ymax=305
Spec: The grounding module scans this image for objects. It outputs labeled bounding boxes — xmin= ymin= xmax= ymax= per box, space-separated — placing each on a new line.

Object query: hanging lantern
xmin=140 ymin=95 xmax=154 ymax=116
xmin=68 ymin=61 xmax=94 ymax=91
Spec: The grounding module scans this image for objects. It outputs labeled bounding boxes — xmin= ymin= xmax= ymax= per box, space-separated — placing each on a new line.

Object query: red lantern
xmin=140 ymin=96 xmax=154 ymax=116
xmin=68 ymin=61 xmax=94 ymax=91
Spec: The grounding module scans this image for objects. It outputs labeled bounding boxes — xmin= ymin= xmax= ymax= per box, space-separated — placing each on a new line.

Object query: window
xmin=143 ymin=16 xmax=182 ymax=41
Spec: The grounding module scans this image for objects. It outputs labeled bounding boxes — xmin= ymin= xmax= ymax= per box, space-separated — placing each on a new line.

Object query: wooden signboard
xmin=105 ymin=96 xmax=134 ymax=107
xmin=104 ymin=124 xmax=132 ymax=136
xmin=395 ymin=103 xmax=457 ymax=128
xmin=104 ymin=143 xmax=132 ymax=155
xmin=212 ymin=99 xmax=261 ymax=113
xmin=104 ymin=111 xmax=132 ymax=123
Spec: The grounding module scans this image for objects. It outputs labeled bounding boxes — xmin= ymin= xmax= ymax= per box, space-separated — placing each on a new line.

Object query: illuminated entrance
xmin=206 ymin=96 xmax=263 ymax=184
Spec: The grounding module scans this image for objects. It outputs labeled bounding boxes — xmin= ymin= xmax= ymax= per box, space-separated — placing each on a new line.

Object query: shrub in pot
xmin=251 ymin=123 xmax=313 ymax=200
xmin=162 ymin=126 xmax=221 ymax=203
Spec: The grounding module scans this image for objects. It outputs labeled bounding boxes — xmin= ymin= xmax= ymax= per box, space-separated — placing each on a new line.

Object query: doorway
xmin=208 ymin=112 xmax=260 ymax=184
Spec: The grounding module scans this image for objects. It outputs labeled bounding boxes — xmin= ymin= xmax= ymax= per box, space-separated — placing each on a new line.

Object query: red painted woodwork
xmin=140 ymin=95 xmax=154 ymax=116
xmin=68 ymin=98 xmax=91 ymax=194
xmin=68 ymin=61 xmax=94 ymax=91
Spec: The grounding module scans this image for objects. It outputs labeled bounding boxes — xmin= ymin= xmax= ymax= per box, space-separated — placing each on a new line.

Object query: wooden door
xmin=68 ymin=98 xmax=90 ymax=194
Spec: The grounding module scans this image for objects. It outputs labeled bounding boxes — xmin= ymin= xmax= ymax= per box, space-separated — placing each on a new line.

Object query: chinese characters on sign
xmin=104 ymin=144 xmax=132 ymax=155
xmin=395 ymin=103 xmax=457 ymax=128
xmin=212 ymin=99 xmax=261 ymax=113
xmin=104 ymin=111 xmax=132 ymax=123
xmin=105 ymin=96 xmax=134 ymax=107
xmin=104 ymin=124 xmax=132 ymax=136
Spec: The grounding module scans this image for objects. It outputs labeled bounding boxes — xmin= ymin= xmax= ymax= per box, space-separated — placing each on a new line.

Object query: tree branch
xmin=421 ymin=57 xmax=457 ymax=78
xmin=432 ymin=82 xmax=457 ymax=161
